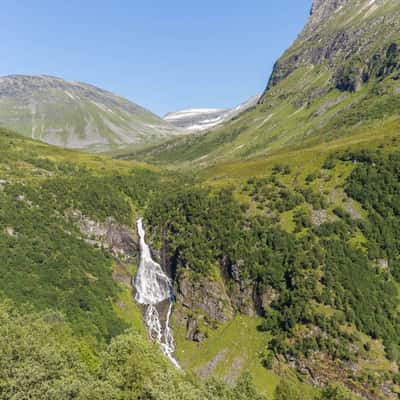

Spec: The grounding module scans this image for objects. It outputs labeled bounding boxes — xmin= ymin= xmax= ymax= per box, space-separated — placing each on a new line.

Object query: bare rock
xmin=197 ymin=350 xmax=227 ymax=378
xmin=311 ymin=209 xmax=329 ymax=226
xmin=221 ymin=257 xmax=258 ymax=317
xmin=175 ymin=269 xmax=234 ymax=342
xmin=375 ymin=258 xmax=389 ymax=270
xmin=176 ymin=270 xmax=234 ymax=324
xmin=4 ymin=226 xmax=16 ymax=237
xmin=185 ymin=318 xmax=206 ymax=342
xmin=66 ymin=209 xmax=138 ymax=262
xmin=260 ymin=286 xmax=279 ymax=311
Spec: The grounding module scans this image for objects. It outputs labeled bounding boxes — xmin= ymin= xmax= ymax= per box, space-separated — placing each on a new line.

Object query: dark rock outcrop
xmin=173 ymin=256 xmax=280 ymax=342
xmin=222 ymin=257 xmax=258 ymax=317
xmin=176 ymin=269 xmax=234 ymax=324
xmin=173 ymin=269 xmax=234 ymax=342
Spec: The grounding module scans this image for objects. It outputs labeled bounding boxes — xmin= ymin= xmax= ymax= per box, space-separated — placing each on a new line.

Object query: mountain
xmin=3 ymin=1 xmax=400 ymax=400
xmin=0 ymin=75 xmax=183 ymax=151
xmin=164 ymin=94 xmax=260 ymax=132
xmin=129 ymin=0 xmax=400 ymax=166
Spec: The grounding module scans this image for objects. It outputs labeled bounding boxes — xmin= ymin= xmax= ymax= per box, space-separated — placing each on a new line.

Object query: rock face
xmin=174 ymin=269 xmax=234 ymax=341
xmin=0 ymin=75 xmax=182 ymax=151
xmin=173 ymin=258 xmax=278 ymax=341
xmin=307 ymin=0 xmax=350 ymax=32
xmin=176 ymin=270 xmax=234 ymax=323
xmin=221 ymin=258 xmax=258 ymax=317
xmin=66 ymin=209 xmax=138 ymax=262
xmin=263 ymin=0 xmax=398 ymax=94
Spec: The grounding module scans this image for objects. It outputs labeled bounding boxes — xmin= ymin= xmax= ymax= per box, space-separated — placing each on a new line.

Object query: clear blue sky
xmin=1 ymin=0 xmax=311 ymax=116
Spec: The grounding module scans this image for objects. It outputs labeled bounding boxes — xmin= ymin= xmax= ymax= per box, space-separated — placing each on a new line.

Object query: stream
xmin=133 ymin=218 xmax=180 ymax=368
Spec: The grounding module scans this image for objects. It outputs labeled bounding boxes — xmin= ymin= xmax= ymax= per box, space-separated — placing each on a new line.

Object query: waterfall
xmin=134 ymin=218 xmax=180 ymax=368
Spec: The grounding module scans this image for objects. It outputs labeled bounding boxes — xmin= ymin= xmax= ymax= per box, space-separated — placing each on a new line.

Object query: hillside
xmin=0 ymin=128 xmax=272 ymax=399
xmin=0 ymin=75 xmax=183 ymax=152
xmin=124 ymin=0 xmax=400 ymax=166
xmin=2 ymin=105 xmax=400 ymax=399
xmin=2 ymin=1 xmax=400 ymax=399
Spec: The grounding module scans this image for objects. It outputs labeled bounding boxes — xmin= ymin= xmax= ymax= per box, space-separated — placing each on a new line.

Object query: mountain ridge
xmin=0 ymin=74 xmax=183 ymax=151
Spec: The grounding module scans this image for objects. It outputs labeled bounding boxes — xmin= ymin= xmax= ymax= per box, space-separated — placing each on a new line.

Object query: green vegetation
xmin=0 ymin=129 xmax=270 ymax=399
xmin=3 ymin=2 xmax=400 ymax=399
xmin=136 ymin=144 xmax=400 ymax=397
xmin=0 ymin=130 xmax=168 ymax=341
xmin=0 ymin=302 xmax=266 ymax=400
xmin=173 ymin=315 xmax=283 ymax=397
xmin=2 ymin=119 xmax=400 ymax=399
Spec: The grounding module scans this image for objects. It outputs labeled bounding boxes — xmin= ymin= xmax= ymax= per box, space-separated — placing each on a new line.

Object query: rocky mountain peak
xmin=309 ymin=0 xmax=350 ymax=24
xmin=262 ymin=0 xmax=394 ymax=94
xmin=301 ymin=0 xmax=385 ymax=37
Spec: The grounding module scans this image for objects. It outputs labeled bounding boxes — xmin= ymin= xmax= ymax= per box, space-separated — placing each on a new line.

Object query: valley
xmin=1 ymin=0 xmax=400 ymax=399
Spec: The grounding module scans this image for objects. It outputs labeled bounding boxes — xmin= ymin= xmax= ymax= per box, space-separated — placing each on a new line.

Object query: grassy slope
xmin=200 ymin=117 xmax=400 ymax=184
xmin=173 ymin=314 xmax=318 ymax=398
xmin=0 ymin=76 xmax=182 ymax=152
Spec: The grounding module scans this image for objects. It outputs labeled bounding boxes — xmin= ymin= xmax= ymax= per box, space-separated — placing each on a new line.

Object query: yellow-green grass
xmin=2 ymin=131 xmax=158 ymax=179
xmin=112 ymin=262 xmax=146 ymax=337
xmin=173 ymin=314 xmax=317 ymax=398
xmin=201 ymin=117 xmax=400 ymax=185
xmin=279 ymin=208 xmax=298 ymax=233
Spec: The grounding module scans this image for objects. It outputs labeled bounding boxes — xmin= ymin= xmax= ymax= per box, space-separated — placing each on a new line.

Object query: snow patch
xmin=64 ymin=91 xmax=75 ymax=100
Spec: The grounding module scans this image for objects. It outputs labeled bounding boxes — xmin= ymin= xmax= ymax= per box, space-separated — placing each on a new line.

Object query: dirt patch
xmin=224 ymin=355 xmax=246 ymax=384
xmin=197 ymin=350 xmax=228 ymax=378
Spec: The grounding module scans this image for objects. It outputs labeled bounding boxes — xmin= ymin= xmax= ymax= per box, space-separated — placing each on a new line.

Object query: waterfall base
xmin=134 ymin=218 xmax=180 ymax=368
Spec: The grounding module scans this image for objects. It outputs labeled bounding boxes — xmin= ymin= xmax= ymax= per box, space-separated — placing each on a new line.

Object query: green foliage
xmin=242 ymin=177 xmax=304 ymax=214
xmin=0 ymin=188 xmax=126 ymax=340
xmin=344 ymin=151 xmax=400 ymax=359
xmin=274 ymin=380 xmax=302 ymax=400
xmin=0 ymin=303 xmax=265 ymax=400
xmin=315 ymin=384 xmax=351 ymax=400
xmin=346 ymin=151 xmax=400 ymax=281
xmin=145 ymin=186 xmax=244 ymax=274
xmin=0 ymin=303 xmax=117 ymax=400
xmin=2 ymin=128 xmax=400 ymax=398
xmin=273 ymin=164 xmax=291 ymax=175
xmin=323 ymin=154 xmax=338 ymax=170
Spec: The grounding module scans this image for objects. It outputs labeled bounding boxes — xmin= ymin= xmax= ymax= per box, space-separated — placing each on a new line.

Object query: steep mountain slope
xmin=128 ymin=0 xmax=400 ymax=166
xmin=164 ymin=94 xmax=260 ymax=132
xmin=0 ymin=75 xmax=182 ymax=151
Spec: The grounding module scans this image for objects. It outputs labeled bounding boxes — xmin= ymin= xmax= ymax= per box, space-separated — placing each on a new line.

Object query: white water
xmin=134 ymin=218 xmax=180 ymax=368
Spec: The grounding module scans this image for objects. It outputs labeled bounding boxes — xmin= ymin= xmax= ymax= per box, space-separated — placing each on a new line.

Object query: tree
xmin=274 ymin=380 xmax=302 ymax=400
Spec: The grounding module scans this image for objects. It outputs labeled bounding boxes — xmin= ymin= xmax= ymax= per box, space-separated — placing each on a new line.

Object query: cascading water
xmin=134 ymin=218 xmax=180 ymax=368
